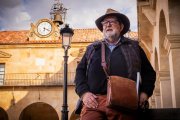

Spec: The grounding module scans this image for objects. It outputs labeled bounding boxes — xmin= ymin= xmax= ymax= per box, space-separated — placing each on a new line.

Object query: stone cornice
xmin=164 ymin=34 xmax=180 ymax=54
xmin=0 ymin=42 xmax=90 ymax=49
xmin=157 ymin=70 xmax=170 ymax=81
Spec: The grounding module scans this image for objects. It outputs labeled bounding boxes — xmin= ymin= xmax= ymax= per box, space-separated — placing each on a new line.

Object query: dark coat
xmin=74 ymin=36 xmax=156 ymax=98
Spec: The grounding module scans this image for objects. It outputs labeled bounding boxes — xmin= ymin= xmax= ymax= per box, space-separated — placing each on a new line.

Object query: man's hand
xmin=139 ymin=92 xmax=149 ymax=108
xmin=81 ymin=92 xmax=98 ymax=108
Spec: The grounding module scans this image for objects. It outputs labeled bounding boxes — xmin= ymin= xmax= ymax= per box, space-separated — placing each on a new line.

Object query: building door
xmin=0 ymin=64 xmax=5 ymax=85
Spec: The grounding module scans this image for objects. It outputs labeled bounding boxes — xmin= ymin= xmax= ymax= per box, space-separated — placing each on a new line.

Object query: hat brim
xmin=95 ymin=13 xmax=130 ymax=35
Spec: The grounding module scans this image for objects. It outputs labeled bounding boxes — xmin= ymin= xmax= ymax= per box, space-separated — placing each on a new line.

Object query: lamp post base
xmin=61 ymin=106 xmax=69 ymax=120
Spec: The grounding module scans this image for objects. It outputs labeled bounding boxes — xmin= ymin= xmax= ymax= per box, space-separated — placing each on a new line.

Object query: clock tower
xmin=28 ymin=0 xmax=67 ymax=41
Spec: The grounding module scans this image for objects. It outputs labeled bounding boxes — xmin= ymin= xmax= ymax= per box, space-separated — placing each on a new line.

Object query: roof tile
xmin=0 ymin=29 xmax=137 ymax=44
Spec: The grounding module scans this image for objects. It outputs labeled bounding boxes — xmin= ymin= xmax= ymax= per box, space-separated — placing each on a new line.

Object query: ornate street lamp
xmin=60 ymin=24 xmax=74 ymax=120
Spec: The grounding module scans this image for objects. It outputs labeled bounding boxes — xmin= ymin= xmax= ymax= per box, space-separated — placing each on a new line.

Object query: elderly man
xmin=74 ymin=8 xmax=156 ymax=120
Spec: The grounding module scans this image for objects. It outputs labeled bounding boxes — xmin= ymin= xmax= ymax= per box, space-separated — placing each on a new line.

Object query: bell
xmin=54 ymin=14 xmax=63 ymax=25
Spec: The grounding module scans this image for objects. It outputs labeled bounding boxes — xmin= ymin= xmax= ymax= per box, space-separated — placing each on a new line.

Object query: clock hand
xmin=44 ymin=27 xmax=50 ymax=31
xmin=46 ymin=28 xmax=50 ymax=31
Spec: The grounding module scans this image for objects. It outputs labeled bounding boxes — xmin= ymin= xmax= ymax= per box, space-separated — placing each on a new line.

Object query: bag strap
xmin=101 ymin=42 xmax=109 ymax=78
xmin=86 ymin=47 xmax=95 ymax=77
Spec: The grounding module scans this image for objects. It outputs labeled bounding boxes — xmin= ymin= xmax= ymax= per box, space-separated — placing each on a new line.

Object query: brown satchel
xmin=101 ymin=42 xmax=138 ymax=110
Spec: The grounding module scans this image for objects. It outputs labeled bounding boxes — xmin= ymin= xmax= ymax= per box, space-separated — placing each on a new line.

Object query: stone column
xmin=155 ymin=93 xmax=161 ymax=108
xmin=153 ymin=79 xmax=161 ymax=108
xmin=158 ymin=71 xmax=173 ymax=108
xmin=149 ymin=93 xmax=162 ymax=108
xmin=164 ymin=35 xmax=180 ymax=107
xmin=149 ymin=96 xmax=156 ymax=108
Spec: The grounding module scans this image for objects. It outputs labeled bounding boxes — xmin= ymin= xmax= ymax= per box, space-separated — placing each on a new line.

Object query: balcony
xmin=0 ymin=72 xmax=76 ymax=86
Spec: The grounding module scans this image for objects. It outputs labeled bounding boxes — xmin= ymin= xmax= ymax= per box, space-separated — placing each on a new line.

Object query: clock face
xmin=37 ymin=21 xmax=52 ymax=36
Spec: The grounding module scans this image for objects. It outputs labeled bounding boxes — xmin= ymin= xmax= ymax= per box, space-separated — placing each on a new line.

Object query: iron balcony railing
xmin=0 ymin=72 xmax=76 ymax=86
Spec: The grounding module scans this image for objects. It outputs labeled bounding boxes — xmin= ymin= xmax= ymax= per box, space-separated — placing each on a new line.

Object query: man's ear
xmin=120 ymin=23 xmax=124 ymax=32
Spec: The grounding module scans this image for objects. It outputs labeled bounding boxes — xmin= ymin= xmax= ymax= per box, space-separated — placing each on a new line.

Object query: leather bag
xmin=101 ymin=42 xmax=138 ymax=110
xmin=107 ymin=76 xmax=138 ymax=110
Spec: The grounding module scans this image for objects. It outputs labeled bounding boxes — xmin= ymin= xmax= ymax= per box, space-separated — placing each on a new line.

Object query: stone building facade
xmin=0 ymin=28 xmax=102 ymax=120
xmin=138 ymin=0 xmax=180 ymax=108
xmin=0 ymin=27 xmax=137 ymax=120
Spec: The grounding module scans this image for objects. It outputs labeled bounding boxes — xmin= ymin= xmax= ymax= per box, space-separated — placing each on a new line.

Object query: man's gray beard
xmin=104 ymin=33 xmax=120 ymax=42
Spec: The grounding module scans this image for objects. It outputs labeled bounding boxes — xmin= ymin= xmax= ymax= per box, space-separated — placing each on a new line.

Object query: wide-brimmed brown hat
xmin=95 ymin=8 xmax=130 ymax=35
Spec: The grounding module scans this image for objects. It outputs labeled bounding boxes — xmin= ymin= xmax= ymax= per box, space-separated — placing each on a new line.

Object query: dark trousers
xmin=80 ymin=95 xmax=136 ymax=120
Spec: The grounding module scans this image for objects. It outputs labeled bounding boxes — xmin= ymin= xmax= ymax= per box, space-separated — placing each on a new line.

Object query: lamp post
xmin=60 ymin=24 xmax=74 ymax=120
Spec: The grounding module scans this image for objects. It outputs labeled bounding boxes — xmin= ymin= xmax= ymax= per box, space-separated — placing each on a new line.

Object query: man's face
xmin=101 ymin=16 xmax=124 ymax=41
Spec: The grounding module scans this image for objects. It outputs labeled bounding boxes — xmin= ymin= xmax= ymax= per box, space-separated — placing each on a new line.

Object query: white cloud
xmin=15 ymin=11 xmax=31 ymax=23
xmin=64 ymin=0 xmax=137 ymax=31
xmin=0 ymin=0 xmax=137 ymax=31
xmin=66 ymin=8 xmax=99 ymax=29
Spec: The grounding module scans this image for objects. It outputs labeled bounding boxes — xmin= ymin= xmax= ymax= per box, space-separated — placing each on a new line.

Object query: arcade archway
xmin=19 ymin=102 xmax=59 ymax=120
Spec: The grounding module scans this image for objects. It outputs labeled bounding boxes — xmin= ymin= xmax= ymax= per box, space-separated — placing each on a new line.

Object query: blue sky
xmin=0 ymin=0 xmax=137 ymax=31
